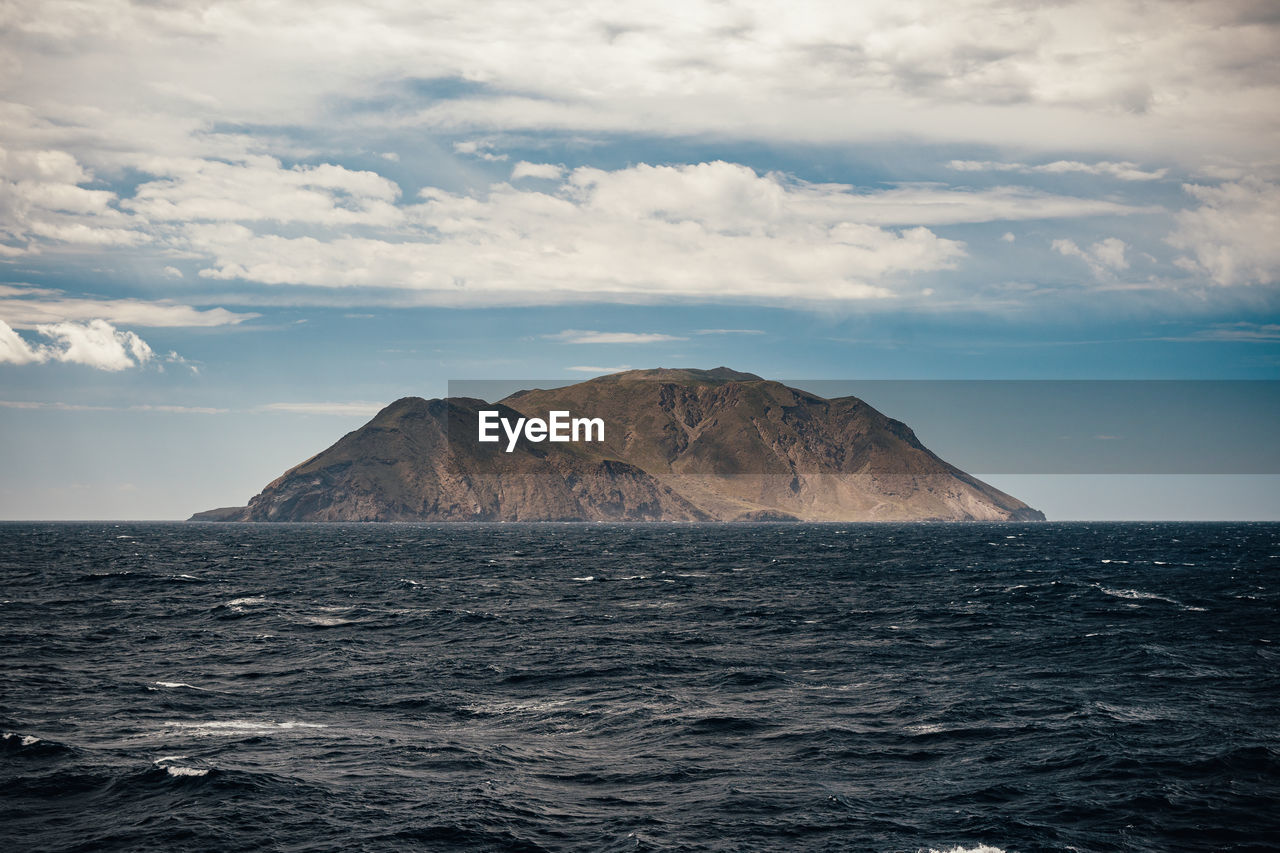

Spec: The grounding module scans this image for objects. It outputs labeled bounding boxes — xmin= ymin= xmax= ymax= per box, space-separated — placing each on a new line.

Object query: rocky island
xmin=192 ymin=368 xmax=1045 ymax=522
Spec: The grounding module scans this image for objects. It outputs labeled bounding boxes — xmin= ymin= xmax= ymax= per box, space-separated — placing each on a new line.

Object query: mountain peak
xmin=588 ymin=366 xmax=765 ymax=385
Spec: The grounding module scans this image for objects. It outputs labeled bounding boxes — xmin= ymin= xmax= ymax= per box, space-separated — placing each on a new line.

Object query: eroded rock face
xmin=192 ymin=368 xmax=1045 ymax=522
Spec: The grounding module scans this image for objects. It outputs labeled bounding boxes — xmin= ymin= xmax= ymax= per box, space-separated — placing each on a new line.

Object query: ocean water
xmin=1 ymin=522 xmax=1277 ymax=853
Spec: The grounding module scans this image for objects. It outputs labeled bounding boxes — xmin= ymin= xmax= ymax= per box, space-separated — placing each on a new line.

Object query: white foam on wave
xmin=924 ymin=846 xmax=1008 ymax=853
xmin=463 ymin=698 xmax=578 ymax=716
xmin=164 ymin=765 xmax=209 ymax=777
xmin=304 ymin=616 xmax=353 ymax=626
xmin=154 ymin=757 xmax=209 ymax=777
xmin=1099 ymin=585 xmax=1180 ymax=606
xmin=152 ymin=681 xmax=205 ymax=690
xmin=3 ymin=732 xmax=40 ymax=746
xmin=165 ymin=719 xmax=329 ymax=736
xmin=571 ymin=576 xmax=594 ymax=582
xmin=154 ymin=753 xmax=209 ymax=773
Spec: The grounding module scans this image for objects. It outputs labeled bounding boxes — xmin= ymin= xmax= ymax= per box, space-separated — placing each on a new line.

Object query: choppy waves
xmin=1 ymin=521 xmax=1278 ymax=852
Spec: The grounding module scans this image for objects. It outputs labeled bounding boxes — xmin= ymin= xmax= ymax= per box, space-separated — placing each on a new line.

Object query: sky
xmin=1 ymin=0 xmax=1278 ymax=520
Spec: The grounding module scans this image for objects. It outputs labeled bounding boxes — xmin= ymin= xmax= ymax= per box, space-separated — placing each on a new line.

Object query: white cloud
xmin=0 ymin=399 xmax=110 ymax=410
xmin=545 ymin=329 xmax=686 ymax=344
xmin=0 ymin=318 xmax=43 ymax=364
xmin=511 ymin=161 xmax=565 ymax=180
xmin=0 ymin=287 xmax=255 ymax=328
xmin=1173 ymin=323 xmax=1280 ymax=342
xmin=695 ymin=328 xmax=764 ymax=335
xmin=0 ymin=0 xmax=1272 ymax=318
xmin=1 ymin=318 xmax=162 ymax=371
xmin=185 ymin=161 xmax=970 ymax=304
xmin=1168 ymin=179 xmax=1280 ymax=286
xmin=1052 ymin=237 xmax=1129 ymax=279
xmin=174 ymin=161 xmax=1161 ymax=305
xmin=260 ymin=402 xmax=385 ymax=416
xmin=0 ymin=399 xmax=226 ymax=413
xmin=1 ymin=0 xmax=1275 ymax=190
xmin=35 ymin=319 xmax=154 ymax=371
xmin=128 ymin=404 xmax=225 ymax=414
xmin=948 ymin=160 xmax=1168 ymax=181
xmin=1090 ymin=237 xmax=1129 ymax=271
xmin=784 ymin=183 xmax=1153 ymax=226
xmin=565 ymin=365 xmax=632 ymax=374
xmin=0 ymin=145 xmax=148 ymax=252
xmin=122 ymin=155 xmax=402 ymax=226
xmin=453 ymin=140 xmax=508 ymax=162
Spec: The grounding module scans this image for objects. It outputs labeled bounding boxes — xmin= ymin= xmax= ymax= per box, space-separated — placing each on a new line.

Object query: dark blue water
xmin=1 ymin=522 xmax=1278 ymax=853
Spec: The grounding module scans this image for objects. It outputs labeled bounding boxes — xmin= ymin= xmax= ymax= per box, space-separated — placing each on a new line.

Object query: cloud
xmin=260 ymin=402 xmax=386 ymax=416
xmin=0 ymin=318 xmax=159 ymax=370
xmin=453 ymin=140 xmax=508 ymax=161
xmin=565 ymin=365 xmax=632 ymax=374
xmin=545 ymin=329 xmax=686 ymax=344
xmin=0 ymin=400 xmax=226 ymax=413
xmin=3 ymin=1 xmax=1275 ymax=195
xmin=0 ymin=399 xmax=109 ymax=410
xmin=0 ymin=145 xmax=148 ymax=252
xmin=0 ymin=286 xmax=256 ymax=328
xmin=122 ymin=155 xmax=402 ymax=226
xmin=948 ymin=160 xmax=1168 ymax=181
xmin=1168 ymin=179 xmax=1280 ymax=286
xmin=36 ymin=319 xmax=154 ymax=370
xmin=1166 ymin=323 xmax=1280 ymax=343
xmin=164 ymin=161 xmax=1160 ymax=306
xmin=130 ymin=404 xmax=224 ymax=413
xmin=0 ymin=318 xmax=43 ymax=365
xmin=1052 ymin=237 xmax=1129 ymax=279
xmin=185 ymin=161 xmax=971 ymax=304
xmin=1090 ymin=238 xmax=1129 ymax=271
xmin=391 ymin=2 xmax=1275 ymax=157
xmin=784 ymin=183 xmax=1153 ymax=226
xmin=695 ymin=328 xmax=765 ymax=335
xmin=511 ymin=162 xmax=564 ymax=180
xmin=1 ymin=2 xmax=1273 ymax=321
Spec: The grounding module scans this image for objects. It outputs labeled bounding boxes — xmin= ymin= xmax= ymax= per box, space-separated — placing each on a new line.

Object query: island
xmin=192 ymin=368 xmax=1045 ymax=522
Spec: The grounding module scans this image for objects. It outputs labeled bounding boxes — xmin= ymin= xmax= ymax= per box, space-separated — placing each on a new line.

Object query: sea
xmin=1 ymin=522 xmax=1277 ymax=853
